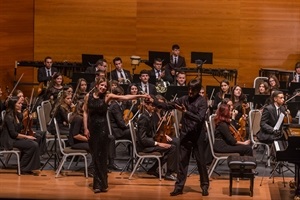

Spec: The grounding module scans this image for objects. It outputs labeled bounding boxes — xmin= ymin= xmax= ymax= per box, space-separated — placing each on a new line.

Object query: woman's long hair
xmin=5 ymin=96 xmax=19 ymax=124
xmin=69 ymin=100 xmax=84 ymax=123
xmin=214 ymin=103 xmax=231 ymax=125
xmin=217 ymin=79 xmax=230 ymax=99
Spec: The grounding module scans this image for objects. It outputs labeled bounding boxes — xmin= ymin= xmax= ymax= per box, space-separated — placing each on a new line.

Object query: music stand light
xmin=130 ymin=55 xmax=141 ymax=74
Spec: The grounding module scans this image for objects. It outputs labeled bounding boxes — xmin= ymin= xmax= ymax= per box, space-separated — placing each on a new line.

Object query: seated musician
xmin=69 ymin=101 xmax=94 ymax=176
xmin=108 ymin=86 xmax=131 ymax=141
xmin=212 ymin=79 xmax=231 ymax=111
xmin=257 ymin=90 xmax=286 ymax=144
xmin=173 ymin=71 xmax=186 ymax=86
xmin=0 ymin=96 xmax=41 ymax=174
xmin=73 ymin=78 xmax=88 ymax=103
xmin=137 ymin=70 xmax=157 ymax=95
xmin=136 ymin=98 xmax=177 ymax=181
xmin=150 ymin=58 xmax=173 ymax=85
xmin=213 ymin=103 xmax=253 ymax=156
xmin=44 ymin=72 xmax=64 ymax=106
xmin=268 ymin=75 xmax=280 ymax=92
xmin=255 ymin=81 xmax=270 ymax=95
xmin=124 ymin=83 xmax=141 ymax=119
xmin=49 ymin=91 xmax=74 ymax=136
xmin=85 ymin=58 xmax=107 ymax=74
xmin=108 ymin=57 xmax=132 ymax=84
xmin=288 ymin=62 xmax=300 ymax=85
xmin=89 ymin=70 xmax=106 ymax=91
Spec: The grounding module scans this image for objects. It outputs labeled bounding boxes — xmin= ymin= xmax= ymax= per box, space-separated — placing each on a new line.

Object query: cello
xmin=238 ymin=102 xmax=248 ymax=140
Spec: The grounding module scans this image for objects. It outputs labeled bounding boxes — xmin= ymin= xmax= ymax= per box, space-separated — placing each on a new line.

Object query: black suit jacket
xmin=85 ymin=66 xmax=97 ymax=74
xmin=137 ymin=82 xmax=157 ymax=95
xmin=108 ymin=69 xmax=132 ymax=83
xmin=257 ymin=103 xmax=285 ymax=143
xmin=136 ymin=111 xmax=156 ymax=152
xmin=108 ymin=101 xmax=129 ymax=139
xmin=150 ymin=68 xmax=173 ymax=83
xmin=170 ymin=55 xmax=186 ymax=69
xmin=38 ymin=67 xmax=58 ymax=83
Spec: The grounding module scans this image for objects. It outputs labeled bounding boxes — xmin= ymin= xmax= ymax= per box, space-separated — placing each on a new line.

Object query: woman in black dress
xmin=83 ymin=77 xmax=149 ymax=193
xmin=0 ymin=96 xmax=40 ymax=174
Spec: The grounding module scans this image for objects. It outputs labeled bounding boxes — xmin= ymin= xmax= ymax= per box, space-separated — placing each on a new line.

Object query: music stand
xmin=144 ymin=51 xmax=170 ymax=68
xmin=165 ymin=86 xmax=188 ymax=101
xmin=253 ymin=95 xmax=269 ymax=109
xmin=191 ymin=52 xmax=213 ymax=86
xmin=206 ymin=85 xmax=220 ymax=100
xmin=289 ymin=82 xmax=300 ymax=95
xmin=287 ymin=101 xmax=300 ymax=118
xmin=81 ymin=54 xmax=104 ymax=67
xmin=242 ymin=88 xmax=255 ymax=102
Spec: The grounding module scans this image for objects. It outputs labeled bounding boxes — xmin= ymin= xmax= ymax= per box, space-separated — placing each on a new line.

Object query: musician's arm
xmin=260 ymin=107 xmax=275 ymax=134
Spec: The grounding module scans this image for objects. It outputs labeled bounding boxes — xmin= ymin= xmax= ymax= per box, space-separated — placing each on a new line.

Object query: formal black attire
xmin=257 ymin=103 xmax=285 ymax=144
xmin=50 ymin=105 xmax=70 ymax=136
xmin=38 ymin=66 xmax=58 ymax=84
xmin=214 ymin=122 xmax=253 ymax=156
xmin=87 ymin=92 xmax=117 ymax=191
xmin=154 ymin=94 xmax=209 ymax=192
xmin=170 ymin=55 xmax=186 ymax=69
xmin=108 ymin=69 xmax=132 ymax=84
xmin=136 ymin=110 xmax=177 ymax=175
xmin=108 ymin=101 xmax=131 ymax=140
xmin=0 ymin=112 xmax=40 ymax=172
xmin=137 ymin=82 xmax=157 ymax=95
xmin=85 ymin=66 xmax=97 ymax=74
xmin=150 ymin=68 xmax=173 ymax=84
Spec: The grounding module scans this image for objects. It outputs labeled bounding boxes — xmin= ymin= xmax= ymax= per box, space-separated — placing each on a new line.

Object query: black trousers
xmin=174 ymin=131 xmax=209 ymax=191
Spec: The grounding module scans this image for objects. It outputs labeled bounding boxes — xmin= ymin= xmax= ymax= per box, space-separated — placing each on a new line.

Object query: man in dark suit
xmin=85 ymin=59 xmax=107 ymax=74
xmin=107 ymin=57 xmax=132 ymax=84
xmin=108 ymin=86 xmax=131 ymax=141
xmin=37 ymin=56 xmax=58 ymax=85
xmin=257 ymin=90 xmax=286 ymax=144
xmin=165 ymin=44 xmax=186 ymax=84
xmin=136 ymin=98 xmax=177 ymax=181
xmin=288 ymin=62 xmax=300 ymax=85
xmin=150 ymin=58 xmax=173 ymax=84
xmin=137 ymin=70 xmax=157 ymax=95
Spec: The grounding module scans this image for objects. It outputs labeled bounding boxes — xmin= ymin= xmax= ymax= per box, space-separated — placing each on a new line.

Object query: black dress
xmin=0 ymin=112 xmax=40 ymax=172
xmin=87 ymin=92 xmax=109 ymax=190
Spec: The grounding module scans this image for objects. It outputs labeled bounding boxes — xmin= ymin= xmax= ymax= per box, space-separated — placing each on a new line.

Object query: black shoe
xmin=21 ymin=171 xmax=34 ymax=175
xmin=164 ymin=174 xmax=177 ymax=181
xmin=101 ymin=188 xmax=108 ymax=192
xmin=202 ymin=187 xmax=209 ymax=196
xmin=93 ymin=188 xmax=101 ymax=193
xmin=170 ymin=189 xmax=183 ymax=196
xmin=108 ymin=163 xmax=122 ymax=171
xmin=147 ymin=170 xmax=159 ymax=178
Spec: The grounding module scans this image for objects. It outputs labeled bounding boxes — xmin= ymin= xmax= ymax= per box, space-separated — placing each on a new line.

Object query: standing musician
xmin=44 ymin=72 xmax=64 ymax=106
xmin=213 ymin=103 xmax=253 ymax=156
xmin=136 ymin=98 xmax=178 ymax=181
xmin=73 ymin=78 xmax=88 ymax=103
xmin=0 ymin=96 xmax=41 ymax=174
xmin=288 ymin=62 xmax=300 ymax=84
xmin=166 ymin=44 xmax=186 ymax=83
xmin=149 ymin=79 xmax=209 ymax=196
xmin=37 ymin=56 xmax=58 ymax=94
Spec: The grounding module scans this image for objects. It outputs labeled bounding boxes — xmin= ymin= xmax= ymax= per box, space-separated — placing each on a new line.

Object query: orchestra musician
xmin=174 ymin=71 xmax=187 ymax=86
xmin=85 ymin=59 xmax=108 ymax=74
xmin=213 ymin=103 xmax=253 ymax=156
xmin=137 ymin=70 xmax=157 ymax=95
xmin=37 ymin=56 xmax=58 ymax=85
xmin=108 ymin=57 xmax=132 ymax=84
xmin=166 ymin=44 xmax=186 ymax=82
xmin=149 ymin=79 xmax=209 ymax=196
xmin=124 ymin=83 xmax=141 ymax=119
xmin=288 ymin=62 xmax=300 ymax=84
xmin=89 ymin=70 xmax=106 ymax=91
xmin=255 ymin=81 xmax=270 ymax=95
xmin=150 ymin=58 xmax=173 ymax=84
xmin=268 ymin=75 xmax=280 ymax=92
xmin=0 ymin=96 xmax=41 ymax=174
xmin=212 ymin=79 xmax=231 ymax=111
xmin=136 ymin=97 xmax=178 ymax=181
xmin=44 ymin=72 xmax=64 ymax=106
xmin=73 ymin=78 xmax=88 ymax=103
xmin=49 ymin=91 xmax=74 ymax=136
xmin=257 ymin=90 xmax=286 ymax=144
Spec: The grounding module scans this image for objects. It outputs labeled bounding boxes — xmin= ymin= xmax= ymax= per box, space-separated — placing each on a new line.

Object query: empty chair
xmin=248 ymin=109 xmax=270 ymax=166
xmin=0 ymin=148 xmax=21 ymax=175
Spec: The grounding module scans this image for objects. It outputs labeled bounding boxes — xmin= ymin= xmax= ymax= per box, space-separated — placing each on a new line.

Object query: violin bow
xmin=9 ymin=73 xmax=24 ymax=97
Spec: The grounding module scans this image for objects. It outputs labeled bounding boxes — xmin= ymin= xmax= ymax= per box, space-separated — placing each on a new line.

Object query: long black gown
xmin=87 ymin=92 xmax=109 ymax=190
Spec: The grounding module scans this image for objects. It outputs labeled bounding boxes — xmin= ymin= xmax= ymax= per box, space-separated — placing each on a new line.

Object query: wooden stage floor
xmin=0 ymin=169 xmax=296 ymax=200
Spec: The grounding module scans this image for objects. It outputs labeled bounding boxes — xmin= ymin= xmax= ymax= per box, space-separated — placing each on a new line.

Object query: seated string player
xmin=257 ymin=90 xmax=286 ymax=145
xmin=136 ymin=97 xmax=178 ymax=181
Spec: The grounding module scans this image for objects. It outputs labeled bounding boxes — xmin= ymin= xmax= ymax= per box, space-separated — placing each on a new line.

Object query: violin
xmin=123 ymin=100 xmax=137 ymax=125
xmin=229 ymin=123 xmax=244 ymax=142
xmin=238 ymin=102 xmax=248 ymax=140
xmin=21 ymin=88 xmax=35 ymax=136
xmin=155 ymin=111 xmax=174 ymax=143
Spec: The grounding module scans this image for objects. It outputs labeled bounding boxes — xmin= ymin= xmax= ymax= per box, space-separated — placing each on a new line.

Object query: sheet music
xmin=274 ymin=113 xmax=284 ymax=131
